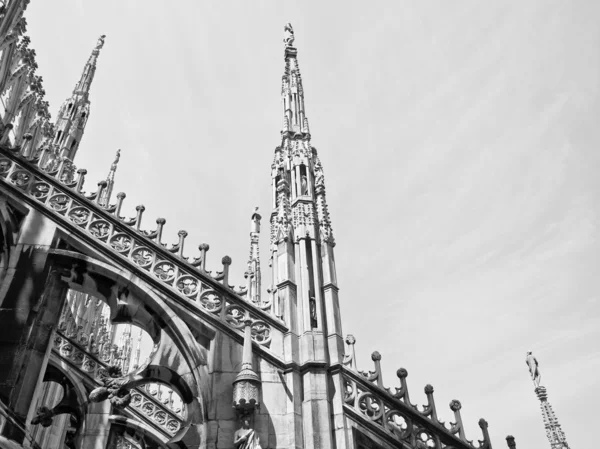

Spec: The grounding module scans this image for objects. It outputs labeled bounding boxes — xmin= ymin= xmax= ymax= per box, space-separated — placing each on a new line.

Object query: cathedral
xmin=0 ymin=1 xmax=572 ymax=449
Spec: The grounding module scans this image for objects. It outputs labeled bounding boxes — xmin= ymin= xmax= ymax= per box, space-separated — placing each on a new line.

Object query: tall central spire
xmin=53 ymin=35 xmax=106 ymax=161
xmin=266 ymin=23 xmax=343 ymax=449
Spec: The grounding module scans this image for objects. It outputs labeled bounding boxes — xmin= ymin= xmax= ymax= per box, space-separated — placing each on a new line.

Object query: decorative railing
xmin=341 ymin=336 xmax=492 ymax=449
xmin=0 ymin=146 xmax=286 ymax=348
xmin=53 ymin=331 xmax=184 ymax=437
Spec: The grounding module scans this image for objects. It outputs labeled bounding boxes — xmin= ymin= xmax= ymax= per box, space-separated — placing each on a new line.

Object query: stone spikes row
xmin=343 ymin=335 xmax=492 ymax=449
xmin=22 ymin=146 xmax=254 ymax=297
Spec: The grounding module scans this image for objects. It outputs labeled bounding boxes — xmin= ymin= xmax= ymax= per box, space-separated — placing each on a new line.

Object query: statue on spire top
xmin=96 ymin=35 xmax=106 ymax=50
xmin=111 ymin=149 xmax=121 ymax=171
xmin=526 ymin=351 xmax=541 ymax=387
xmin=283 ymin=23 xmax=294 ymax=47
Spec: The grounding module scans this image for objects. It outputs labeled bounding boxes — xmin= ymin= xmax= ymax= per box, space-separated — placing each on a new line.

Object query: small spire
xmin=99 ymin=149 xmax=121 ymax=207
xmin=246 ymin=207 xmax=262 ymax=305
xmin=232 ymin=320 xmax=261 ymax=415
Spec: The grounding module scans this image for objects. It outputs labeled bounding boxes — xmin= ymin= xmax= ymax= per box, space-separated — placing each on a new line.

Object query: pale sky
xmin=27 ymin=1 xmax=600 ymax=447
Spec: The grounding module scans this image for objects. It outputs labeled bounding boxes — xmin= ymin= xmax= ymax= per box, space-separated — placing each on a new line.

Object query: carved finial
xmin=75 ymin=168 xmax=87 ymax=192
xmin=396 ymin=368 xmax=408 ymax=378
xmin=478 ymin=418 xmax=491 ymax=449
xmin=222 ymin=255 xmax=232 ymax=266
xmin=95 ymin=180 xmax=108 ymax=204
xmin=371 ymin=351 xmax=381 ymax=362
xmin=283 ymin=23 xmax=295 ymax=47
xmin=233 ymin=320 xmax=261 ymax=415
xmin=176 ymin=230 xmax=188 ymax=257
xmin=450 ymin=399 xmax=466 ymax=441
xmin=155 ymin=218 xmax=166 ymax=245
xmin=506 ymin=435 xmax=516 ymax=449
xmin=449 ymin=399 xmax=462 ymax=411
xmin=424 ymin=384 xmax=434 ymax=394
xmin=345 ymin=335 xmax=356 ymax=346
xmin=194 ymin=243 xmax=210 ymax=271
xmin=115 ymin=192 xmax=126 ymax=218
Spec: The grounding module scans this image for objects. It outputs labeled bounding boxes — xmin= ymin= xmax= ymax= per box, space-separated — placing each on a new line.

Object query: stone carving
xmin=526 ymin=351 xmax=541 ymax=387
xmin=234 ymin=417 xmax=262 ymax=449
xmin=89 ymin=365 xmax=132 ymax=408
xmin=53 ymin=330 xmax=184 ymax=436
xmin=31 ymin=405 xmax=54 ymax=427
xmin=283 ymin=23 xmax=294 ymax=48
xmin=301 ymin=174 xmax=308 ymax=195
xmin=309 ymin=296 xmax=317 ymax=328
xmin=314 ymin=160 xmax=324 ymax=188
xmin=96 ymin=34 xmax=106 ymax=50
xmin=0 ymin=139 xmax=277 ymax=348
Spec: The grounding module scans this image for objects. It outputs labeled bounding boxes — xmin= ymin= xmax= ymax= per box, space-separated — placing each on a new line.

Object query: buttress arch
xmin=47 ymin=248 xmax=215 ymax=443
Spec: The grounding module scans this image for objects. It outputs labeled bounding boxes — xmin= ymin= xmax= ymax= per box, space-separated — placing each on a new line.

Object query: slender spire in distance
xmin=526 ymin=351 xmax=570 ymax=449
xmin=245 ymin=207 xmax=261 ymax=305
xmin=99 ymin=149 xmax=121 ymax=206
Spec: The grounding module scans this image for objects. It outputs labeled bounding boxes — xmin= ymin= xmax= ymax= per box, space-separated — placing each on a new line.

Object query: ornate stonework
xmin=0 ymin=9 xmax=502 ymax=449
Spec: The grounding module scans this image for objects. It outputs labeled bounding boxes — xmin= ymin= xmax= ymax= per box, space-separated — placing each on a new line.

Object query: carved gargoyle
xmin=31 ymin=405 xmax=54 ymax=427
xmin=89 ymin=365 xmax=132 ymax=408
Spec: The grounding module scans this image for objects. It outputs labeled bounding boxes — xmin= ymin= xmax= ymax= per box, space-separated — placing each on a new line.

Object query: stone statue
xmin=251 ymin=207 xmax=261 ymax=233
xmin=111 ymin=149 xmax=121 ymax=171
xmin=233 ymin=417 xmax=262 ymax=449
xmin=96 ymin=34 xmax=106 ymax=50
xmin=526 ymin=351 xmax=541 ymax=387
xmin=283 ymin=23 xmax=294 ymax=47
xmin=301 ymin=175 xmax=308 ymax=195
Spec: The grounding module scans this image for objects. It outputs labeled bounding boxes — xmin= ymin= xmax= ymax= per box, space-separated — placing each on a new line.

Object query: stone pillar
xmin=75 ymin=401 xmax=111 ymax=449
xmin=0 ymin=206 xmax=66 ymax=445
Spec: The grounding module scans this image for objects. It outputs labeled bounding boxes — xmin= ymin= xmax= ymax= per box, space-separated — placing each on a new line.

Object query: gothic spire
xmin=281 ymin=23 xmax=310 ymax=136
xmin=53 ymin=35 xmax=106 ymax=161
xmin=99 ymin=149 xmax=120 ymax=207
xmin=526 ymin=352 xmax=571 ymax=449
xmin=245 ymin=207 xmax=261 ymax=305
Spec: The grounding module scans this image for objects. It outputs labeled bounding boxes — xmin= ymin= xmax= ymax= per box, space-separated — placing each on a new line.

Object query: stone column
xmin=0 ymin=209 xmax=66 ymax=445
xmin=75 ymin=401 xmax=112 ymax=449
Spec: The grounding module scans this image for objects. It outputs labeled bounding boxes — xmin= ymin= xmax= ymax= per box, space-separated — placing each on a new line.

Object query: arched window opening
xmin=57 ymin=290 xmax=155 ymax=375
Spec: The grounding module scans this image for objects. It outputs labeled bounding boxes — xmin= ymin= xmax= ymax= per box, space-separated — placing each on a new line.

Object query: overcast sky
xmin=26 ymin=1 xmax=599 ymax=447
